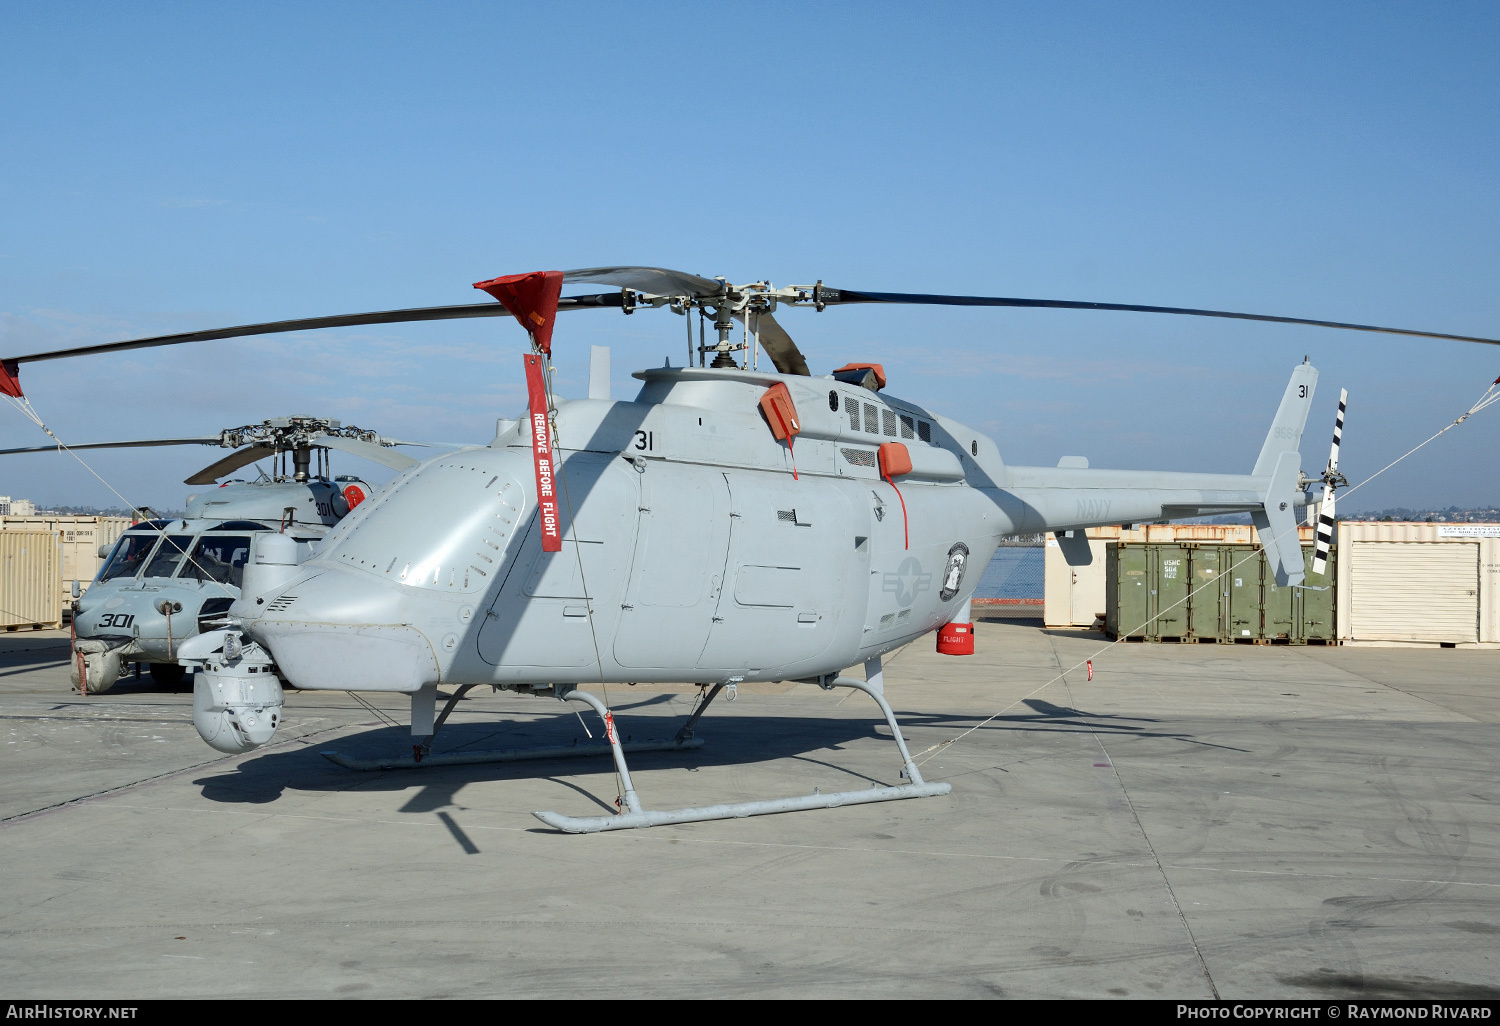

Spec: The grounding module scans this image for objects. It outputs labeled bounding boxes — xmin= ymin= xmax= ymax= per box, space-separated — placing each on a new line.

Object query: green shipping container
xmin=1152 ymin=544 xmax=1191 ymax=639
xmin=1105 ymin=545 xmax=1151 ymax=639
xmin=1227 ymin=547 xmax=1262 ymax=640
xmin=1187 ymin=547 xmax=1226 ymax=640
xmin=1107 ymin=542 xmax=1335 ymax=644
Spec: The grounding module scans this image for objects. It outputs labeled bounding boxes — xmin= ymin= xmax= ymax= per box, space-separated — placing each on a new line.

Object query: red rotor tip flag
xmin=473 ymin=270 xmax=565 ymax=354
xmin=0 ymin=360 xmax=21 ymax=399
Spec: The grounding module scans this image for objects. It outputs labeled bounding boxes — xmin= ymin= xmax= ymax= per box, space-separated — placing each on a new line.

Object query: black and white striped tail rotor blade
xmin=1312 ymin=485 xmax=1336 ymax=576
xmin=1327 ymin=388 xmax=1347 ymax=475
xmin=1311 ymin=388 xmax=1347 ymax=577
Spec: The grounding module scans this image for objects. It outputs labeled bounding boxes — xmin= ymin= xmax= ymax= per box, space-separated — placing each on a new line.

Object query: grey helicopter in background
xmin=2 ymin=265 xmax=1494 ymax=833
xmin=0 ymin=415 xmax=423 ymax=692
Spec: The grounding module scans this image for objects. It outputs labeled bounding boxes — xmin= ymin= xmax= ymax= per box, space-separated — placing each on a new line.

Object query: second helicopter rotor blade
xmin=733 ymin=310 xmax=811 ymax=376
xmin=3 ymin=294 xmax=625 ymax=366
xmin=816 ymin=288 xmax=1500 ymax=347
xmin=0 ymin=436 xmax=224 ymax=457
xmin=314 ymin=433 xmax=419 ymax=472
xmin=185 ymin=445 xmax=277 ymax=486
xmin=563 ymin=266 xmax=724 ymax=297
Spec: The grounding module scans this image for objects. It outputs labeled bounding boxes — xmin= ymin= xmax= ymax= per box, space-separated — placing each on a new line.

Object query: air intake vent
xmin=265 ymin=595 xmax=298 ymax=613
xmin=897 ymin=609 xmax=911 ymax=624
xmin=777 ymin=510 xmax=797 ymax=522
xmin=841 ymin=448 xmax=877 ymax=468
xmin=197 ymin=597 xmax=235 ymax=632
xmin=879 ymin=612 xmax=895 ymax=628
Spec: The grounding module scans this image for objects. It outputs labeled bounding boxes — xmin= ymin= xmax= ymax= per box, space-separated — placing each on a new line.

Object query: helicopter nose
xmin=244 ymin=565 xmax=443 ymax=692
xmin=239 ymin=447 xmax=533 ymax=691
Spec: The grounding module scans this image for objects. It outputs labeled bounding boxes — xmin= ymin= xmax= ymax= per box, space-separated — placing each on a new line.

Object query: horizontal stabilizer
xmin=1053 ymin=530 xmax=1093 ymax=566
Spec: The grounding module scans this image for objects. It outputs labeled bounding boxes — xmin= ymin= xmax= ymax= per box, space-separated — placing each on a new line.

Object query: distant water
xmin=974 ymin=547 xmax=1043 ymax=600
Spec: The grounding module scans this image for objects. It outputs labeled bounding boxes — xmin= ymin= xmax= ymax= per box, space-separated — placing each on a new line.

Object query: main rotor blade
xmin=817 ymin=288 xmax=1500 ymax=347
xmin=734 ymin=311 xmax=811 ymax=376
xmin=0 ymin=436 xmax=223 ymax=457
xmin=185 ymin=445 xmax=276 ymax=486
xmin=564 ymin=266 xmax=724 ymax=298
xmin=4 ymin=294 xmax=624 ymax=365
xmin=314 ymin=433 xmax=419 ymax=472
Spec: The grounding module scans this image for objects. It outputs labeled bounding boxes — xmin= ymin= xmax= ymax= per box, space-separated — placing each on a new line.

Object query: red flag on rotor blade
xmin=0 ymin=361 xmax=21 ymax=399
xmin=474 ymin=271 xmax=564 ymax=354
xmin=523 ymin=354 xmax=562 ymax=552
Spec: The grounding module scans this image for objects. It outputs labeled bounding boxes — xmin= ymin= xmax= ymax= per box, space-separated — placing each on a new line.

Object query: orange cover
xmin=759 ymin=383 xmax=801 ymax=441
xmin=878 ymin=441 xmax=912 ymax=477
xmin=832 ymin=362 xmax=886 ymax=390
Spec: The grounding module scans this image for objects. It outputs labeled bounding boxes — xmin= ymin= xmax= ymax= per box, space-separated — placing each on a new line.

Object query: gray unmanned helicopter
xmin=3 ymin=265 xmax=1494 ymax=833
xmin=0 ymin=416 xmax=421 ymax=692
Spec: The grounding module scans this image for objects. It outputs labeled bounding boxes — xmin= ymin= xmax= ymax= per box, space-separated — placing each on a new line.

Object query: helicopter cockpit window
xmin=178 ymin=535 xmax=252 ymax=586
xmin=98 ymin=534 xmax=160 ymax=582
xmin=142 ymin=536 xmax=195 ymax=580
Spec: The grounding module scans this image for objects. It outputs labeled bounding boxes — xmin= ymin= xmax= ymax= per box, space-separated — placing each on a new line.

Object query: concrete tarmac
xmin=1 ymin=620 xmax=1497 ymax=999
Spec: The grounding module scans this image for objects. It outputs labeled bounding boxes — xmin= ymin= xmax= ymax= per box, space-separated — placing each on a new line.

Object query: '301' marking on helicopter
xmin=97 ymin=613 xmax=135 ymax=629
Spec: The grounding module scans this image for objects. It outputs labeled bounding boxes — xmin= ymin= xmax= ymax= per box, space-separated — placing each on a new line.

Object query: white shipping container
xmin=0 ymin=516 xmax=131 ymax=604
xmin=1336 ymin=522 xmax=1500 ymax=646
xmin=0 ymin=531 xmax=62 ymax=629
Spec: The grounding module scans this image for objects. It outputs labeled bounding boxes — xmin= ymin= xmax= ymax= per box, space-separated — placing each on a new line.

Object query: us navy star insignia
xmin=882 ymin=556 xmax=931 ymax=607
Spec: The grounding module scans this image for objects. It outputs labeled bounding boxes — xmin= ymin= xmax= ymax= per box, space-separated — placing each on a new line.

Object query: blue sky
xmin=1 ymin=1 xmax=1497 ymax=511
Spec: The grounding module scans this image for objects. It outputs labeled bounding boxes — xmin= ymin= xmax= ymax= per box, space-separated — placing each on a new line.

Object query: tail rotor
xmin=1311 ymin=389 xmax=1348 ymax=576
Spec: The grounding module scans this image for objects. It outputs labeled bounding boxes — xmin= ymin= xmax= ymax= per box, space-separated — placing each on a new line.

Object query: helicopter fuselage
xmin=228 ymin=365 xmax=1294 ymax=696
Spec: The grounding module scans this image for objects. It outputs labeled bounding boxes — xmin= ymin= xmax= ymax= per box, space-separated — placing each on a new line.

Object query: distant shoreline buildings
xmin=0 ymin=496 xmax=37 ymax=516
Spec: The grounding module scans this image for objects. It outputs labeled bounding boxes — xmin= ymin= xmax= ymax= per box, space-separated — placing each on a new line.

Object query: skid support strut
xmin=532 ymin=659 xmax=950 ymax=833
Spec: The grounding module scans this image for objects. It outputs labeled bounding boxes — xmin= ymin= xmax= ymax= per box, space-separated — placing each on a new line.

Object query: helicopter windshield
xmin=177 ymin=535 xmax=252 ymax=587
xmin=98 ymin=534 xmax=160 ymax=582
xmin=142 ymin=536 xmax=195 ymax=579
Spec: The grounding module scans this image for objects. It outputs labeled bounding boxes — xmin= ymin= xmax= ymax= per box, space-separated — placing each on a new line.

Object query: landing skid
xmin=534 ymin=659 xmax=951 ymax=834
xmin=533 ymin=780 xmax=950 ymax=833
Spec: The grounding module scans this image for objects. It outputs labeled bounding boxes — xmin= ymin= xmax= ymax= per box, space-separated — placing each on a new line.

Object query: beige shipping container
xmin=0 ymin=515 xmax=131 ymax=603
xmin=0 ymin=531 xmax=62 ymax=629
xmin=1045 ymin=523 xmax=1315 ymax=627
xmin=1336 ymin=522 xmax=1500 ymax=646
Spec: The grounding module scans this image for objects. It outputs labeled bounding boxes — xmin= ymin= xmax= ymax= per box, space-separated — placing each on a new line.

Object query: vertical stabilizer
xmin=1253 ymin=363 xmax=1317 ymax=476
xmin=1252 ymin=363 xmax=1318 ymax=588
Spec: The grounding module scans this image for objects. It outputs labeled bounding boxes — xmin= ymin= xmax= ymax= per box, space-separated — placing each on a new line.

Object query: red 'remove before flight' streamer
xmin=524 ymin=354 xmax=561 ymax=552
